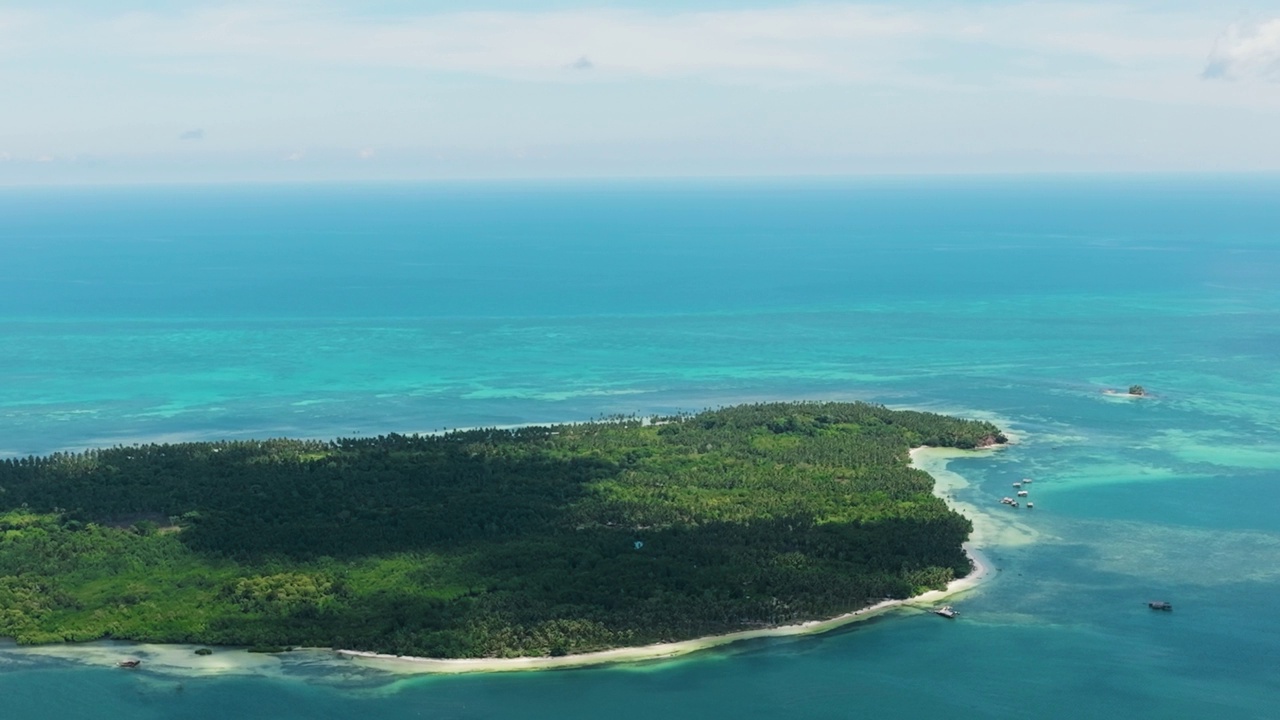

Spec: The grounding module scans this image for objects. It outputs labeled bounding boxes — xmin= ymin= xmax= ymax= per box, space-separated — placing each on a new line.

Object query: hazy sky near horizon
xmin=4 ymin=0 xmax=1280 ymax=183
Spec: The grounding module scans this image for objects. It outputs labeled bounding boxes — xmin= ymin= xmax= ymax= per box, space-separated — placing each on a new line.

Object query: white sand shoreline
xmin=1 ymin=441 xmax=1008 ymax=678
xmin=337 ymin=548 xmax=993 ymax=674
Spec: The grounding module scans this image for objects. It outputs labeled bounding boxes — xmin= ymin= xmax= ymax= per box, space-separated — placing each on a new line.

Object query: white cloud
xmin=1204 ymin=18 xmax=1280 ymax=81
xmin=8 ymin=4 xmax=1217 ymax=85
xmin=4 ymin=3 xmax=1280 ymax=180
xmin=89 ymin=6 xmax=913 ymax=81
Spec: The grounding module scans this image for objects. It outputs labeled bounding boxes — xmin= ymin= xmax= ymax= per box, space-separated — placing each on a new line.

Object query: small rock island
xmin=1128 ymin=385 xmax=1147 ymax=396
xmin=0 ymin=402 xmax=1004 ymax=659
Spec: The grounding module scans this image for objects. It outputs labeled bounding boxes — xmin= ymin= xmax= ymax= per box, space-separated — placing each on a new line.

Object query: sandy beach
xmin=337 ymin=547 xmax=993 ymax=674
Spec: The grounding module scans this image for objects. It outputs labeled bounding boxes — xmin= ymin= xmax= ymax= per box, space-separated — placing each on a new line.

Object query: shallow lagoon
xmin=2 ymin=177 xmax=1278 ymax=717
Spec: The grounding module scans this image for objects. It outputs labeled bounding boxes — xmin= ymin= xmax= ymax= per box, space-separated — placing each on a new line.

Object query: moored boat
xmin=934 ymin=605 xmax=958 ymax=619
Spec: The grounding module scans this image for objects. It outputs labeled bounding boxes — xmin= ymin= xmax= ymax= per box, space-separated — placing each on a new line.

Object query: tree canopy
xmin=0 ymin=402 xmax=1004 ymax=658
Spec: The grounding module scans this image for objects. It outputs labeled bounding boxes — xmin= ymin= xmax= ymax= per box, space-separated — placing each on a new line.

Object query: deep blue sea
xmin=2 ymin=176 xmax=1279 ymax=718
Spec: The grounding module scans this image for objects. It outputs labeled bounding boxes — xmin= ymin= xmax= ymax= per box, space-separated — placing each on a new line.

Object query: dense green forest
xmin=0 ymin=402 xmax=1003 ymax=658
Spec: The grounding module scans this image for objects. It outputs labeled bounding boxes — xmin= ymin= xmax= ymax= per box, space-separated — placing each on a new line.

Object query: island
xmin=0 ymin=402 xmax=1004 ymax=659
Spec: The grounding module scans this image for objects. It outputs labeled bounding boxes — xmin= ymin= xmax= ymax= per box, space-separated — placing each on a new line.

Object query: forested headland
xmin=0 ymin=402 xmax=1004 ymax=658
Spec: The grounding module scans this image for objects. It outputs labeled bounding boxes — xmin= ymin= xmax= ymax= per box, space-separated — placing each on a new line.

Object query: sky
xmin=2 ymin=0 xmax=1280 ymax=183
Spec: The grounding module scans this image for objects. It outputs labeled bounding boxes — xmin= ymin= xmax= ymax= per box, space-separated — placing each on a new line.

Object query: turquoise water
xmin=2 ymin=177 xmax=1279 ymax=717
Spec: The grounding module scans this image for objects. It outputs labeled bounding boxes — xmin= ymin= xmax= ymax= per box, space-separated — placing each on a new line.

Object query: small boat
xmin=1026 ymin=502 xmax=1034 ymax=509
xmin=1012 ymin=482 xmax=1022 ymax=488
xmin=1022 ymin=478 xmax=1033 ymax=484
xmin=117 ymin=659 xmax=142 ymax=669
xmin=934 ymin=605 xmax=958 ymax=619
xmin=1017 ymin=490 xmax=1028 ymax=497
xmin=1148 ymin=601 xmax=1173 ymax=611
xmin=1000 ymin=497 xmax=1014 ymax=505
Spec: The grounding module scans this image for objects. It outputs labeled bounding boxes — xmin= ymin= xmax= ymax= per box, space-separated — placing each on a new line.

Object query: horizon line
xmin=4 ymin=169 xmax=1280 ymax=190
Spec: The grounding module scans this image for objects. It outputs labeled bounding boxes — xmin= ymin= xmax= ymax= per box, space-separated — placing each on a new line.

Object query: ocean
xmin=1 ymin=176 xmax=1278 ymax=718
